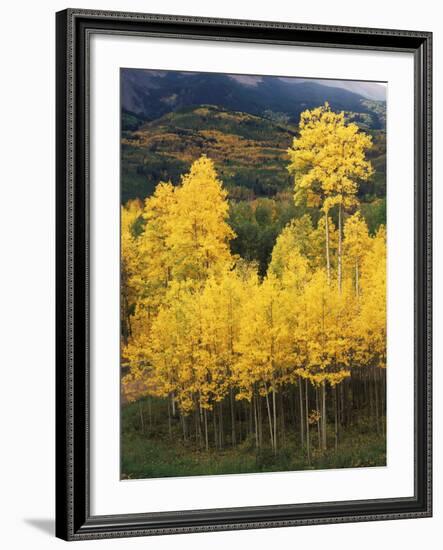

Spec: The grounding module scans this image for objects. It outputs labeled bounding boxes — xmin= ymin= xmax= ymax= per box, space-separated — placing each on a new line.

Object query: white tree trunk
xmin=272 ymin=387 xmax=277 ymax=453
xmin=298 ymin=379 xmax=304 ymax=448
xmin=305 ymin=379 xmax=311 ymax=464
xmin=338 ymin=203 xmax=343 ymax=293
xmin=325 ymin=213 xmax=331 ymax=285
xmin=265 ymin=388 xmax=274 ymax=451
xmin=322 ymin=381 xmax=327 ymax=451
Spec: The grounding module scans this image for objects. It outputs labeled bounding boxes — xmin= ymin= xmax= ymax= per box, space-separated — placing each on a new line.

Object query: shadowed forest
xmin=120 ymin=72 xmax=387 ymax=479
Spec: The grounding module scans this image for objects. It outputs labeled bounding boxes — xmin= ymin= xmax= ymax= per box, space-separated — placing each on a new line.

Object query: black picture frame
xmin=55 ymin=8 xmax=432 ymax=541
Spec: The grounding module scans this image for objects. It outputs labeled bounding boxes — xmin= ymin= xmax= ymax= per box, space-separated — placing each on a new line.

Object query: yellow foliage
xmin=353 ymin=227 xmax=387 ymax=368
xmin=166 ymin=156 xmax=236 ymax=282
xmin=121 ymin=111 xmax=386 ymax=416
xmin=288 ymin=102 xmax=373 ymax=214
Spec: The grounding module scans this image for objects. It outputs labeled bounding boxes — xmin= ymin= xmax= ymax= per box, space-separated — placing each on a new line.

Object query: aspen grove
xmin=121 ymin=104 xmax=386 ymax=467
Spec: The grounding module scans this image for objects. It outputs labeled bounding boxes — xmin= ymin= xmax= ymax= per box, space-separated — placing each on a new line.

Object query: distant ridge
xmin=121 ymin=69 xmax=386 ymax=128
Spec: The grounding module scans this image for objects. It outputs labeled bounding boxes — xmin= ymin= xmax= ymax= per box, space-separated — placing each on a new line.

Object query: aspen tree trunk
xmin=265 ymin=389 xmax=274 ymax=451
xmin=148 ymin=396 xmax=152 ymax=429
xmin=139 ymin=401 xmax=145 ymax=434
xmin=253 ymin=393 xmax=259 ymax=449
xmin=228 ymin=291 xmax=236 ymax=446
xmin=171 ymin=393 xmax=176 ymax=417
xmin=272 ymin=387 xmax=277 ymax=453
xmin=315 ymin=387 xmax=321 ymax=451
xmin=213 ymin=408 xmax=218 ymax=448
xmin=348 ymin=380 xmax=353 ymax=427
xmin=299 ymin=378 xmax=304 ymax=449
xmin=194 ymin=408 xmax=201 ymax=448
xmin=338 ymin=203 xmax=343 ymax=293
xmin=290 ymin=388 xmax=297 ymax=432
xmin=325 ymin=213 xmax=331 ymax=285
xmin=361 ymin=375 xmax=365 ymax=414
xmin=335 ymin=382 xmax=344 ymax=426
xmin=167 ymin=398 xmax=172 ymax=438
xmin=334 ymin=386 xmax=338 ymax=451
xmin=280 ymin=392 xmax=286 ymax=445
xmin=305 ymin=379 xmax=311 ymax=464
xmin=320 ymin=296 xmax=327 ymax=452
xmin=374 ymin=368 xmax=380 ymax=434
xmin=381 ymin=370 xmax=386 ymax=437
xmin=258 ymin=395 xmax=263 ymax=448
xmin=218 ymin=401 xmax=224 ymax=449
xmin=238 ymin=403 xmax=242 ymax=442
xmin=368 ymin=372 xmax=374 ymax=421
xmin=230 ymin=387 xmax=236 ymax=446
xmin=322 ymin=381 xmax=327 ymax=451
xmin=181 ymin=414 xmax=187 ymax=442
xmin=204 ymin=408 xmax=209 ymax=451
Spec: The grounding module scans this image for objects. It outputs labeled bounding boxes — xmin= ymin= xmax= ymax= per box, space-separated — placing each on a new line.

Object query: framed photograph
xmin=55 ymin=9 xmax=432 ymax=541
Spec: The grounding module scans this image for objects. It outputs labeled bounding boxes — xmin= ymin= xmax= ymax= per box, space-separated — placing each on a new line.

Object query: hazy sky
xmin=228 ymin=74 xmax=386 ymax=101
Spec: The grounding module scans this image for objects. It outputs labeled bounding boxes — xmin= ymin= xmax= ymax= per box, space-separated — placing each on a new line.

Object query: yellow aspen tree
xmin=352 ymin=226 xmax=386 ymax=433
xmin=309 ymin=216 xmax=338 ymax=272
xmin=301 ymin=270 xmax=352 ymax=450
xmin=198 ymin=268 xmax=248 ymax=447
xmin=267 ymin=224 xmax=313 ymax=452
xmin=268 ymin=221 xmax=311 ymax=286
xmin=138 ymin=181 xmax=177 ymax=308
xmin=123 ymin=157 xmax=236 ymax=416
xmin=166 ymin=155 xmax=236 ymax=282
xmin=235 ymin=274 xmax=292 ymax=452
xmin=343 ymin=211 xmax=371 ymax=297
xmin=121 ymin=199 xmax=143 ymax=344
xmin=121 ymin=186 xmax=177 ymax=407
xmin=288 ymin=103 xmax=373 ymax=290
xmin=147 ymin=280 xmax=205 ymax=441
xmin=354 ymin=226 xmax=387 ymax=369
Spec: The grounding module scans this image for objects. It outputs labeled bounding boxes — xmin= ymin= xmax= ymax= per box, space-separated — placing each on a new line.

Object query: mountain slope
xmin=121 ymin=104 xmax=297 ymax=203
xmin=121 ymin=69 xmax=385 ymax=129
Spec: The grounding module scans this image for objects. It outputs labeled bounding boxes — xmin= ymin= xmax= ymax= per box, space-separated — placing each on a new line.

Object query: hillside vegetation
xmin=122 ymin=105 xmax=297 ymax=202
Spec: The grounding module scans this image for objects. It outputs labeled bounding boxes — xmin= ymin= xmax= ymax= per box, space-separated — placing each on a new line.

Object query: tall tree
xmin=343 ymin=211 xmax=371 ymax=297
xmin=166 ymin=155 xmax=236 ymax=282
xmin=234 ymin=274 xmax=294 ymax=452
xmin=287 ymin=103 xmax=373 ymax=290
xmin=139 ymin=181 xmax=177 ymax=302
xmin=353 ymin=226 xmax=387 ymax=370
xmin=121 ymin=199 xmax=143 ymax=344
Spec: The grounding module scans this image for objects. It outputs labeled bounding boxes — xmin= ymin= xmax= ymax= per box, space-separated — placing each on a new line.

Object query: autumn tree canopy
xmin=121 ymin=106 xmax=385 ymax=457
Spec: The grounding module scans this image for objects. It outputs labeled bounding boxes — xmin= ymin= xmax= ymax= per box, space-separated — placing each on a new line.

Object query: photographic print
xmin=120 ymin=68 xmax=387 ymax=480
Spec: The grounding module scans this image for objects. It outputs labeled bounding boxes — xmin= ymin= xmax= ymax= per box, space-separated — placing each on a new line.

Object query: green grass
xmin=121 ymin=397 xmax=386 ymax=480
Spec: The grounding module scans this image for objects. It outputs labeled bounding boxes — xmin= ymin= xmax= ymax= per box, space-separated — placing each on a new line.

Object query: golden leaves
xmin=122 ymin=105 xmax=386 ymax=416
xmin=288 ymin=102 xmax=373 ymax=211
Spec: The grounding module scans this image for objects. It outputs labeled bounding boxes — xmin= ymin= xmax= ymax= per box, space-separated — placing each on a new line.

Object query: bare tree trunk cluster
xmin=134 ymin=368 xmax=386 ymax=460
